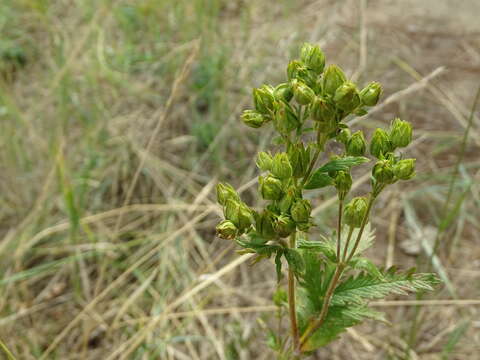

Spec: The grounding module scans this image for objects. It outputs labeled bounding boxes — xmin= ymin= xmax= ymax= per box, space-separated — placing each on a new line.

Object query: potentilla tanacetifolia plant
xmin=215 ymin=43 xmax=439 ymax=358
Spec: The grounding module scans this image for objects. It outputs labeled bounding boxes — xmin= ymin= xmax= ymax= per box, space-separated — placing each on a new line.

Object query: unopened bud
xmin=274 ymin=82 xmax=293 ymax=103
xmin=259 ymin=175 xmax=283 ymax=200
xmin=291 ymin=199 xmax=312 ymax=223
xmin=322 ymin=65 xmax=347 ymax=97
xmin=300 ymin=43 xmax=325 ymax=75
xmin=336 ymin=127 xmax=351 ymax=144
xmin=216 ymin=220 xmax=238 ymax=240
xmin=253 ymin=85 xmax=276 ymax=114
xmin=370 ymin=128 xmax=391 ymax=158
xmin=346 ymin=130 xmax=367 ymax=156
xmin=333 ymin=81 xmax=361 ymax=113
xmin=254 ymin=210 xmax=276 ymax=239
xmin=394 ymin=158 xmax=416 ymax=180
xmin=310 ymin=97 xmax=337 ymax=133
xmin=271 ymin=153 xmax=293 ymax=179
xmin=292 ymin=80 xmax=315 ymax=105
xmin=288 ymin=142 xmax=311 ymax=178
xmin=334 ymin=170 xmax=352 ymax=200
xmin=372 ymin=159 xmax=396 ymax=184
xmin=256 ymin=152 xmax=273 ymax=171
xmin=360 ymin=81 xmax=382 ymax=106
xmin=344 ymin=197 xmax=368 ymax=228
xmin=274 ymin=215 xmax=296 ymax=238
xmin=224 ymin=200 xmax=253 ymax=231
xmin=278 ymin=187 xmax=296 ymax=213
xmin=287 ymin=60 xmax=303 ymax=80
xmin=389 ymin=118 xmax=412 ymax=149
xmin=241 ymin=110 xmax=265 ymax=128
xmin=274 ymin=101 xmax=300 ymax=134
xmin=216 ymin=182 xmax=240 ymax=206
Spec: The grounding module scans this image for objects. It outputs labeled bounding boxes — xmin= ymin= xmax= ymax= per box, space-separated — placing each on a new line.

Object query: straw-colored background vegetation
xmin=1 ymin=0 xmax=479 ymax=359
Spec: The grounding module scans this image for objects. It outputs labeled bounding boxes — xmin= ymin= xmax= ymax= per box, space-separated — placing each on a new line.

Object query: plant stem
xmin=287 ymin=231 xmax=300 ymax=351
xmin=299 ymin=263 xmax=346 ymax=349
xmin=345 ymin=195 xmax=375 ymax=263
xmin=341 ymin=226 xmax=355 ymax=262
xmin=300 ymin=194 xmax=377 ymax=350
xmin=336 ymin=199 xmax=344 ymax=261
xmin=300 ymin=130 xmax=325 ymax=187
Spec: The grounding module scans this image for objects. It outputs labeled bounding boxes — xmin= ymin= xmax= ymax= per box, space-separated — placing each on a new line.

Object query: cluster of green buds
xmin=217 ymin=41 xmax=415 ymax=253
xmin=213 ymin=43 xmax=428 ymax=357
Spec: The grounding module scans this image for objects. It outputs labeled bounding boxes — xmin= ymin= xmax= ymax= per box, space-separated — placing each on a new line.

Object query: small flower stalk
xmin=214 ymin=43 xmax=438 ymax=357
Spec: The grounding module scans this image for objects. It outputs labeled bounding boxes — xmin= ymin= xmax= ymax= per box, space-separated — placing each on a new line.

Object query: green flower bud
xmin=300 ymin=43 xmax=325 ymax=75
xmin=291 ymin=199 xmax=312 ymax=223
xmin=372 ymin=159 xmax=396 ymax=184
xmin=322 ymin=64 xmax=347 ymax=96
xmin=216 ymin=220 xmax=238 ymax=240
xmin=278 ymin=186 xmax=298 ymax=213
xmin=274 ymin=82 xmax=293 ymax=103
xmin=344 ymin=197 xmax=368 ymax=228
xmin=287 ymin=142 xmax=311 ymax=178
xmin=271 ymin=153 xmax=293 ymax=179
xmin=259 ymin=175 xmax=283 ymax=200
xmin=256 ymin=151 xmax=273 ymax=171
xmin=216 ymin=182 xmax=240 ymax=206
xmin=333 ymin=81 xmax=361 ymax=113
xmin=310 ymin=97 xmax=337 ymax=133
xmin=274 ymin=215 xmax=296 ymax=238
xmin=334 ymin=170 xmax=352 ymax=200
xmin=224 ymin=199 xmax=253 ymax=231
xmin=346 ymin=130 xmax=367 ymax=156
xmin=292 ymin=80 xmax=316 ymax=105
xmin=287 ymin=60 xmax=303 ymax=80
xmin=370 ymin=128 xmax=391 ymax=158
xmin=296 ymin=67 xmax=318 ymax=89
xmin=393 ymin=158 xmax=416 ymax=180
xmin=360 ymin=81 xmax=382 ymax=106
xmin=241 ymin=110 xmax=265 ymax=128
xmin=253 ymin=85 xmax=276 ymax=114
xmin=274 ymin=101 xmax=300 ymax=134
xmin=254 ymin=210 xmax=276 ymax=239
xmin=389 ymin=118 xmax=413 ymax=149
xmin=336 ymin=127 xmax=351 ymax=144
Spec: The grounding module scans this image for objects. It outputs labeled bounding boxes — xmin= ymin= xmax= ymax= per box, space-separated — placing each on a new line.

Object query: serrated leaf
xmin=297 ymin=238 xmax=336 ymax=262
xmin=349 ymin=257 xmax=383 ymax=279
xmin=235 ymin=238 xmax=282 ymax=258
xmin=275 ymin=250 xmax=284 ymax=283
xmin=303 ymin=172 xmax=333 ymax=190
xmin=301 ymin=305 xmax=381 ymax=351
xmin=339 ymin=223 xmax=375 ymax=257
xmin=284 ymin=248 xmax=305 ymax=277
xmin=332 ymin=269 xmax=439 ymax=306
xmin=317 ymin=156 xmax=369 ymax=173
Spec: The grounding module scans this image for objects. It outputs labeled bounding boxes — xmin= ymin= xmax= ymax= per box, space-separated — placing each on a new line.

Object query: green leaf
xmin=301 ymin=305 xmax=383 ymax=351
xmin=303 ymin=172 xmax=333 ymax=190
xmin=284 ymin=248 xmax=305 ymax=277
xmin=317 ymin=156 xmax=370 ymax=173
xmin=275 ymin=250 xmax=284 ymax=283
xmin=235 ymin=238 xmax=282 ymax=258
xmin=297 ymin=238 xmax=336 ymax=262
xmin=340 ymin=223 xmax=375 ymax=257
xmin=332 ymin=268 xmax=439 ymax=306
xmin=348 ymin=257 xmax=383 ymax=279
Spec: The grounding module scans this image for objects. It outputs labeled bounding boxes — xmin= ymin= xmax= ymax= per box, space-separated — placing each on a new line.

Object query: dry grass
xmin=0 ymin=0 xmax=479 ymax=359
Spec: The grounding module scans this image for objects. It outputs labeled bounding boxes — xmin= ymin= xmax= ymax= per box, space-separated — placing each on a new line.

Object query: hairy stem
xmin=336 ymin=199 xmax=344 ymax=261
xmin=345 ymin=195 xmax=375 ymax=263
xmin=299 ymin=263 xmax=346 ymax=349
xmin=287 ymin=232 xmax=300 ymax=351
xmin=341 ymin=226 xmax=355 ymax=262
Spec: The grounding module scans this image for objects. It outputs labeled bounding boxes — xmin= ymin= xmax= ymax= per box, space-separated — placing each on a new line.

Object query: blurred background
xmin=1 ymin=0 xmax=479 ymax=359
